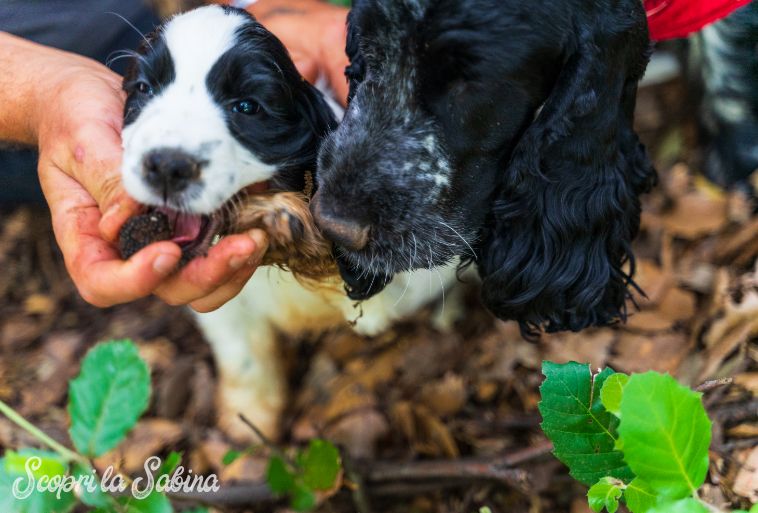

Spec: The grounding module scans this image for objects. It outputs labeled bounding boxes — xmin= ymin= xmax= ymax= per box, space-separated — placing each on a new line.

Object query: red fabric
xmin=645 ymin=0 xmax=753 ymax=40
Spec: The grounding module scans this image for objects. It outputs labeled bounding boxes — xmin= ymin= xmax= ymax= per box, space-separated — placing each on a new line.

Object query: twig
xmin=167 ymin=481 xmax=275 ymax=508
xmin=0 ymin=399 xmax=88 ymax=466
xmin=159 ymin=451 xmax=543 ymax=509
xmin=500 ymin=440 xmax=553 ymax=466
xmin=238 ymin=413 xmax=295 ymax=466
xmin=363 ymin=458 xmax=531 ymax=492
xmin=343 ymin=455 xmax=373 ymax=513
xmin=696 ymin=377 xmax=733 ymax=393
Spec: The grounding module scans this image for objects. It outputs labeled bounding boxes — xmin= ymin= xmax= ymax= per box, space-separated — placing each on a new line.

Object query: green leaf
xmin=266 ymin=456 xmax=295 ymax=495
xmin=538 ymin=361 xmax=633 ymax=485
xmin=158 ymin=452 xmax=182 ymax=478
xmin=601 ymin=374 xmax=629 ymax=418
xmin=587 ymin=477 xmax=623 ymax=513
xmin=648 ymin=498 xmax=709 ymax=513
xmin=290 ymin=483 xmax=316 ymax=512
xmin=618 ymin=372 xmax=711 ymax=500
xmin=118 ymin=491 xmax=173 ymax=513
xmin=71 ymin=463 xmax=114 ymax=508
xmin=624 ymin=478 xmax=658 ymax=513
xmin=68 ymin=340 xmax=151 ymax=457
xmin=0 ymin=456 xmax=76 ymax=513
xmin=299 ymin=440 xmax=341 ymax=491
xmin=4 ymin=450 xmax=67 ymax=480
xmin=733 ymin=506 xmax=758 ymax=513
xmin=480 ymin=509 xmax=493 ymax=513
xmin=222 ymin=450 xmax=241 ymax=466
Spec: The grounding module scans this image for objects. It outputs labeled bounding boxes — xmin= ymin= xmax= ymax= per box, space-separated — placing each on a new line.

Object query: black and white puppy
xmin=314 ymin=0 xmax=657 ymax=336
xmin=121 ymin=5 xmax=461 ymax=441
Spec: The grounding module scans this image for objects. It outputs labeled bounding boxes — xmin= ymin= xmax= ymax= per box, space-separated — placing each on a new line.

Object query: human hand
xmin=248 ymin=0 xmax=350 ymax=104
xmin=26 ymin=42 xmax=267 ymax=311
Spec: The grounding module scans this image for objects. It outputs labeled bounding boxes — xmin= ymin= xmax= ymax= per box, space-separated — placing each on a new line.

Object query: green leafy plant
xmin=539 ymin=361 xmax=755 ymax=513
xmin=0 ymin=340 xmax=208 ymax=513
xmin=263 ymin=439 xmax=342 ymax=512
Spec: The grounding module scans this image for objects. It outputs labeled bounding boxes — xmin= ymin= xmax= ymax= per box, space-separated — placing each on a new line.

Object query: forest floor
xmin=0 ymin=7 xmax=756 ymax=512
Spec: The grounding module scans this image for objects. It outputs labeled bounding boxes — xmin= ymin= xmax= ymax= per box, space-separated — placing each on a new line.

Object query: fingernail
xmin=153 ymin=253 xmax=178 ymax=275
xmin=229 ymin=255 xmax=248 ymax=270
xmin=248 ymin=230 xmax=269 ymax=252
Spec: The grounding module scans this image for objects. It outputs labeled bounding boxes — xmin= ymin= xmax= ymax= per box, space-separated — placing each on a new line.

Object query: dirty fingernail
xmin=153 ymin=253 xmax=178 ymax=275
xmin=229 ymin=255 xmax=249 ymax=270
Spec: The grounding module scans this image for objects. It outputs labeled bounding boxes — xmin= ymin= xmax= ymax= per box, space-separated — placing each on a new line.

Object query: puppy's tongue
xmin=173 ymin=214 xmax=203 ymax=243
xmin=156 ymin=208 xmax=203 ymax=243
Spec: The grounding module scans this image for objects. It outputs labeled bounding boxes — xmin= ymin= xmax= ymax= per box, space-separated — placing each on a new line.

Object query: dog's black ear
xmin=478 ymin=16 xmax=656 ymax=336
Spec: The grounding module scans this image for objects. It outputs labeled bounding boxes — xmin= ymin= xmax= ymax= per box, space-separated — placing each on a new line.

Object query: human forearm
xmin=0 ymin=32 xmax=121 ymax=146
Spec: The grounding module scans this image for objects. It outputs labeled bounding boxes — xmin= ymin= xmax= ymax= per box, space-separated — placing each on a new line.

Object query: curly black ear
xmin=478 ymin=14 xmax=656 ymax=336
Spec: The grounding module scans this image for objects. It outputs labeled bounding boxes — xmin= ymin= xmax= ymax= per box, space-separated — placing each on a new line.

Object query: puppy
xmin=314 ymin=0 xmax=657 ymax=336
xmin=120 ymin=5 xmax=460 ymax=441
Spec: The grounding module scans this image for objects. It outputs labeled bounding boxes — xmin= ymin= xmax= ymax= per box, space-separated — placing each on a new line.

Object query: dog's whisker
xmin=438 ymin=220 xmax=476 ymax=259
xmin=106 ymin=11 xmax=154 ymax=52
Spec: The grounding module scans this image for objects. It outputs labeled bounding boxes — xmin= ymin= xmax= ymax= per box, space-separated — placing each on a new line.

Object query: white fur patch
xmin=122 ymin=5 xmax=275 ymax=213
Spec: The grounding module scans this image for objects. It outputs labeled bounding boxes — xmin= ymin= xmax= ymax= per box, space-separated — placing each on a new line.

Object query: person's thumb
xmin=65 ymin=123 xmax=140 ymax=242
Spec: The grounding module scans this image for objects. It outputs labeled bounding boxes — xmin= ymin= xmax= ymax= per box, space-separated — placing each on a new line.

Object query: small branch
xmin=343 ymin=455 xmax=373 ymax=513
xmin=696 ymin=378 xmax=733 ymax=393
xmin=238 ymin=414 xmax=295 ymax=466
xmin=168 ymin=481 xmax=274 ymax=508
xmin=0 ymin=399 xmax=88 ymax=466
xmin=364 ymin=458 xmax=530 ymax=492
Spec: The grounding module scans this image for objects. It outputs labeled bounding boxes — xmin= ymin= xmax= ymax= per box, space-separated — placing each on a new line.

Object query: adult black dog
xmin=312 ymin=0 xmax=657 ymax=335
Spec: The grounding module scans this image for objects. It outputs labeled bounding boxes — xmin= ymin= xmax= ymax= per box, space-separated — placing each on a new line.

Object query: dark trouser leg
xmin=0 ymin=0 xmax=160 ymax=205
xmin=691 ymin=2 xmax=758 ymax=187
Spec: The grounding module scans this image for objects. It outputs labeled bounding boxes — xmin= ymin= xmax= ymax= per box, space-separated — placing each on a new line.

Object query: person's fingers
xmin=189 ymin=261 xmax=259 ymax=313
xmin=41 ymin=163 xmax=182 ymax=306
xmin=292 ymin=51 xmax=319 ymax=84
xmin=154 ymin=230 xmax=268 ymax=306
xmin=326 ymin=57 xmax=349 ymax=107
xmin=99 ymin=191 xmax=142 ymax=242
xmin=73 ymin=238 xmax=182 ymax=307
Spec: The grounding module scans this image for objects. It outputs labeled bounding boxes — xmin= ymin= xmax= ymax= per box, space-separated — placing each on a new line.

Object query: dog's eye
xmin=231 ymin=100 xmax=261 ymax=116
xmin=136 ymin=82 xmax=154 ymax=96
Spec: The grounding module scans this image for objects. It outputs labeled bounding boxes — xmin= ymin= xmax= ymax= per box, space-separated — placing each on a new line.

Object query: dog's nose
xmin=311 ymin=193 xmax=370 ymax=251
xmin=143 ymin=148 xmax=203 ymax=195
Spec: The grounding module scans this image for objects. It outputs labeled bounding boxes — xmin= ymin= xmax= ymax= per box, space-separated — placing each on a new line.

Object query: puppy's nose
xmin=143 ymin=148 xmax=203 ymax=195
xmin=311 ymin=193 xmax=370 ymax=251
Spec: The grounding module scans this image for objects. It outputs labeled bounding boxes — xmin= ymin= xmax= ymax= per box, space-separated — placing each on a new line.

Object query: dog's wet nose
xmin=311 ymin=193 xmax=370 ymax=251
xmin=143 ymin=148 xmax=203 ymax=195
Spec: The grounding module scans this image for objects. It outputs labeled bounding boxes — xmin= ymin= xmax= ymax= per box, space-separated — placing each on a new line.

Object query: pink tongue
xmin=170 ymin=212 xmax=203 ymax=243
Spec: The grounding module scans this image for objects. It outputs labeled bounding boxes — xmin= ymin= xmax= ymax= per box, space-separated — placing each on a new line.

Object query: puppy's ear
xmin=478 ymin=20 xmax=656 ymax=336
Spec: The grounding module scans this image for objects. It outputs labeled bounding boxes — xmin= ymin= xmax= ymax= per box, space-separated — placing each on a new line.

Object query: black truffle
xmin=118 ymin=211 xmax=172 ymax=260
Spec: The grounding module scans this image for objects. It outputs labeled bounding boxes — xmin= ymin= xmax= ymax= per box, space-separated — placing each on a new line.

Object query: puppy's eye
xmin=231 ymin=100 xmax=261 ymax=115
xmin=136 ymin=82 xmax=154 ymax=96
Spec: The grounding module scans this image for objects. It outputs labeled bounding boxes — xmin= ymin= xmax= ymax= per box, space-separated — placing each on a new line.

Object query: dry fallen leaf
xmin=417 ymin=373 xmax=468 ymax=418
xmin=734 ymin=372 xmax=758 ymax=395
xmin=626 ymin=286 xmax=697 ymax=331
xmin=661 ymin=191 xmax=729 ymax=240
xmin=733 ymin=446 xmax=758 ymax=502
xmin=610 ymin=332 xmax=690 ymax=375
xmin=325 ymin=409 xmax=389 ymax=459
xmin=543 ymin=330 xmax=615 ymax=370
